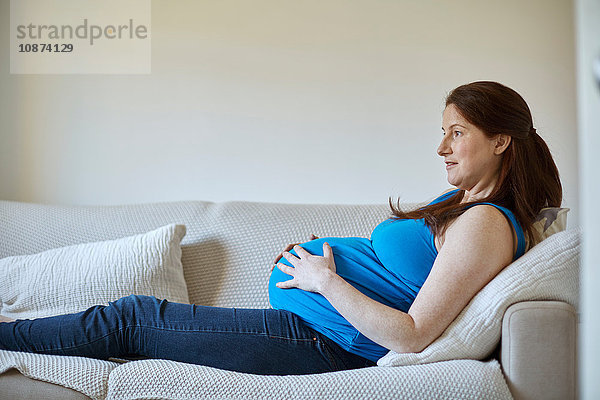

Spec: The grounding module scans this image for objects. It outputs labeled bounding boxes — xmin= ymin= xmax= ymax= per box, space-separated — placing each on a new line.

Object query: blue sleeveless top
xmin=268 ymin=189 xmax=525 ymax=361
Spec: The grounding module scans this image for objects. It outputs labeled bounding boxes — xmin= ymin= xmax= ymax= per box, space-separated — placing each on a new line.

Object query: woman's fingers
xmin=273 ymin=243 xmax=298 ymax=265
xmin=276 ymin=279 xmax=296 ymax=289
xmin=281 ymin=251 xmax=300 ymax=267
xmin=272 ymin=235 xmax=319 ymax=266
xmin=293 ymin=245 xmax=312 ymax=259
xmin=323 ymin=242 xmax=333 ymax=259
xmin=276 ymin=262 xmax=295 ymax=276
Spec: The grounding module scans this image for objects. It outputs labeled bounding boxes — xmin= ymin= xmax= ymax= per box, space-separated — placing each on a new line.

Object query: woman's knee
xmin=110 ymin=294 xmax=159 ymax=320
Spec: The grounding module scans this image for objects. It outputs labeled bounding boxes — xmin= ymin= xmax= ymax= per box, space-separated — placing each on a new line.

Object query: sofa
xmin=0 ymin=198 xmax=579 ymax=400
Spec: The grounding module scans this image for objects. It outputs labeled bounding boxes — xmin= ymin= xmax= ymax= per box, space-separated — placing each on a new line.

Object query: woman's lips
xmin=445 ymin=162 xmax=457 ymax=170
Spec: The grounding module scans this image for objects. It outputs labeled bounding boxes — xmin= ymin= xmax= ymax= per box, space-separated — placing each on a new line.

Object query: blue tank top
xmin=268 ymin=189 xmax=525 ymax=361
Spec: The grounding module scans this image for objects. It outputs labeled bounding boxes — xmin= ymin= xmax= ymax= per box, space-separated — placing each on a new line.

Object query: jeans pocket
xmin=317 ymin=331 xmax=376 ymax=371
xmin=316 ymin=338 xmax=341 ymax=371
xmin=309 ymin=331 xmax=349 ymax=372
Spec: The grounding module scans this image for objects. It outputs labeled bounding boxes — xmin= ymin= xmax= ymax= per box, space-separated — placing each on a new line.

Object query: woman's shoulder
xmin=450 ymin=204 xmax=520 ymax=259
xmin=454 ymin=204 xmax=512 ymax=226
xmin=446 ymin=205 xmax=514 ymax=246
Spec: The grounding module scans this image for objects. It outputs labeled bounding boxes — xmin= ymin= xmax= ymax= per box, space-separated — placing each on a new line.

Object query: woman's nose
xmin=437 ymin=136 xmax=450 ymax=156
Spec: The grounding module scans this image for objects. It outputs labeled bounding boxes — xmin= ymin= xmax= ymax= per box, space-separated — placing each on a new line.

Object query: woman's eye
xmin=453 ymin=131 xmax=462 ymax=137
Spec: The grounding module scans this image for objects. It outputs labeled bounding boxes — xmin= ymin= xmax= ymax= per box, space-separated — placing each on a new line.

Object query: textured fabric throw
xmin=377 ymin=227 xmax=580 ymax=367
xmin=0 ymin=350 xmax=119 ymax=400
xmin=104 ymin=358 xmax=512 ymax=400
xmin=0 ymin=224 xmax=189 ymax=320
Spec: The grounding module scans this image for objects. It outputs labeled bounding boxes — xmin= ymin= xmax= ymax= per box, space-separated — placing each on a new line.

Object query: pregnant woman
xmin=0 ymin=81 xmax=562 ymax=375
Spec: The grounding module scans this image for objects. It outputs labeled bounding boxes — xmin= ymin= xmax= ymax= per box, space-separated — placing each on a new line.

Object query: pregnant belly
xmin=268 ymin=237 xmax=379 ymax=347
xmin=268 ymin=236 xmax=381 ymax=295
xmin=268 ymin=237 xmax=414 ymax=331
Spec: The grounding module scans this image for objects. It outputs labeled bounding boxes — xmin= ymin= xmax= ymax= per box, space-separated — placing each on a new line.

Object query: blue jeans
xmin=0 ymin=295 xmax=375 ymax=375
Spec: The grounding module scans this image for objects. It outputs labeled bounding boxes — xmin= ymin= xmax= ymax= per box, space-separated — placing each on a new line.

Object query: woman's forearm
xmin=319 ymin=272 xmax=424 ymax=353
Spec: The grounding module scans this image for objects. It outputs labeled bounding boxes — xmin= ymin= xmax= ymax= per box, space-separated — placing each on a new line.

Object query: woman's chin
xmin=446 ymin=176 xmax=458 ymax=186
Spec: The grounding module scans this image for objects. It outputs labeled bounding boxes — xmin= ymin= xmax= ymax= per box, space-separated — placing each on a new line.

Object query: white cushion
xmin=0 ymin=224 xmax=189 ymax=320
xmin=377 ymin=227 xmax=580 ymax=367
xmin=105 ymin=358 xmax=512 ymax=400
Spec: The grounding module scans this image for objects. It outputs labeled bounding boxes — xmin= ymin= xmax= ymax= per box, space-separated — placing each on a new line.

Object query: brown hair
xmin=389 ymin=81 xmax=562 ymax=249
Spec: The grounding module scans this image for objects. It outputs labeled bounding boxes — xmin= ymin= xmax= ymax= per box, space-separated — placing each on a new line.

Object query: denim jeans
xmin=0 ymin=294 xmax=375 ymax=375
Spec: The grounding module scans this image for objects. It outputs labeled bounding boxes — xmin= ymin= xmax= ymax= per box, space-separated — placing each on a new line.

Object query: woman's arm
xmin=276 ymin=204 xmax=514 ymax=353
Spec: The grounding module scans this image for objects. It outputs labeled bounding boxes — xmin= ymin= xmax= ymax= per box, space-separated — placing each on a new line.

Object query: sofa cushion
xmin=377 ymin=227 xmax=580 ymax=366
xmin=0 ymin=224 xmax=189 ymax=319
xmin=105 ymin=358 xmax=512 ymax=400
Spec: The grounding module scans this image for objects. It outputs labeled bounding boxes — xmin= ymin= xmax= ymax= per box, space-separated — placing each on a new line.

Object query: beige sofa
xmin=0 ymin=199 xmax=579 ymax=400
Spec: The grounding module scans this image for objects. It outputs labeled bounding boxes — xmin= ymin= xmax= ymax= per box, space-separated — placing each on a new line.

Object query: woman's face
xmin=438 ymin=104 xmax=505 ymax=195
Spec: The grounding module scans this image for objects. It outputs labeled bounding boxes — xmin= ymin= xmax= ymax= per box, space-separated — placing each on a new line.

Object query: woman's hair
xmin=390 ymin=81 xmax=562 ymax=248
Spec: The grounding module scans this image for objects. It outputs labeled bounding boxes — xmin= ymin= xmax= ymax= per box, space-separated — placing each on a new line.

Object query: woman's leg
xmin=0 ymin=294 xmax=374 ymax=375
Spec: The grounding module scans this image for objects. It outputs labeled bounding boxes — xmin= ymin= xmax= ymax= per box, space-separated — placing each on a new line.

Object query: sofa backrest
xmin=0 ymin=200 xmax=392 ymax=308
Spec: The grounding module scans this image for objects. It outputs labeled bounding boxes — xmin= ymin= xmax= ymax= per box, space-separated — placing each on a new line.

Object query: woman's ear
xmin=494 ymin=134 xmax=512 ymax=155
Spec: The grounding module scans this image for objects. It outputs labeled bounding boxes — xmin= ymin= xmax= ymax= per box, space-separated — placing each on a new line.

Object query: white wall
xmin=576 ymin=0 xmax=600 ymax=398
xmin=0 ymin=0 xmax=579 ymax=226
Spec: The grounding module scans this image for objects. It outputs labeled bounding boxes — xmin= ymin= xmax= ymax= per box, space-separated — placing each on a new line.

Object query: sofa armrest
xmin=500 ymin=300 xmax=577 ymax=400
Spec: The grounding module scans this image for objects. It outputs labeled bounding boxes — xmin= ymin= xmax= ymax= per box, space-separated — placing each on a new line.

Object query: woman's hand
xmin=275 ymin=242 xmax=337 ymax=294
xmin=270 ymin=234 xmax=319 ymax=273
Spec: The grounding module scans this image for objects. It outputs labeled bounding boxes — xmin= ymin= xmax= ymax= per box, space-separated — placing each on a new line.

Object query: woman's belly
xmin=268 ymin=237 xmax=415 ymax=352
